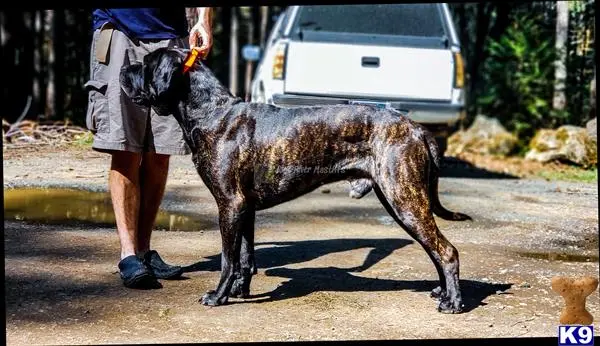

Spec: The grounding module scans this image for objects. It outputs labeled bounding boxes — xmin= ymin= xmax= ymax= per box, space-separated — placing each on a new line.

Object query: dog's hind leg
xmin=374 ymin=183 xmax=462 ymax=313
xmin=200 ymin=197 xmax=249 ymax=306
xmin=230 ymin=209 xmax=256 ymax=298
xmin=373 ymin=147 xmax=463 ymax=313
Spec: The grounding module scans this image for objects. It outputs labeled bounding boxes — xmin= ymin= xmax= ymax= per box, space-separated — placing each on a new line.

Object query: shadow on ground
xmin=5 ymin=221 xmax=135 ymax=324
xmin=4 ymin=274 xmax=122 ymax=323
xmin=183 ymin=238 xmax=511 ymax=312
xmin=441 ymin=156 xmax=519 ymax=179
xmin=251 ymin=267 xmax=512 ymax=313
xmin=182 ymin=238 xmax=413 ymax=273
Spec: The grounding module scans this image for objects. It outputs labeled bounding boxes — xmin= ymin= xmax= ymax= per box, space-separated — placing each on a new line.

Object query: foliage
xmin=477 ymin=14 xmax=556 ymax=152
xmin=450 ymin=1 xmax=595 ymax=154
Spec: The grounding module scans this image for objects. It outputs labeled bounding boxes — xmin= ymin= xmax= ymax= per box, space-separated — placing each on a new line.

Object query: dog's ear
xmin=144 ymin=50 xmax=187 ymax=104
xmin=120 ymin=64 xmax=151 ymax=106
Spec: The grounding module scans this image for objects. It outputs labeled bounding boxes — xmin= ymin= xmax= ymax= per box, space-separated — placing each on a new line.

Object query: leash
xmin=183 ymin=48 xmax=209 ymax=74
xmin=182 ymin=49 xmax=199 ymax=74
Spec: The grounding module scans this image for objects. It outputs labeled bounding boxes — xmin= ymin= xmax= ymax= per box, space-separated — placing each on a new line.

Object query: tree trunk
xmin=0 ymin=11 xmax=7 ymax=47
xmin=591 ymin=20 xmax=596 ymax=121
xmin=45 ymin=10 xmax=55 ymax=117
xmin=244 ymin=7 xmax=256 ymax=101
xmin=489 ymin=3 xmax=511 ymax=41
xmin=185 ymin=8 xmax=198 ymax=31
xmin=470 ymin=3 xmax=492 ymax=109
xmin=0 ymin=11 xmax=6 ymax=122
xmin=229 ymin=7 xmax=239 ymax=96
xmin=590 ymin=67 xmax=596 ymax=120
xmin=216 ymin=7 xmax=231 ymax=82
xmin=53 ymin=10 xmax=64 ymax=120
xmin=553 ymin=0 xmax=569 ymax=111
xmin=21 ymin=11 xmax=35 ymax=120
xmin=259 ymin=6 xmax=269 ymax=49
xmin=32 ymin=10 xmax=43 ymax=118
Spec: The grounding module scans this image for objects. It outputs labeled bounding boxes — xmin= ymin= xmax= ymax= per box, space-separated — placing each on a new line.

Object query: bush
xmin=477 ymin=15 xmax=556 ymax=153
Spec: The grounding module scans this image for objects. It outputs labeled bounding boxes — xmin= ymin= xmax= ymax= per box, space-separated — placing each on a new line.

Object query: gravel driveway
xmin=4 ymin=146 xmax=599 ymax=344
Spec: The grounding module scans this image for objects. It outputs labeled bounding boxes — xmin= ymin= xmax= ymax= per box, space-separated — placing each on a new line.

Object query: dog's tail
xmin=423 ymin=129 xmax=472 ymax=221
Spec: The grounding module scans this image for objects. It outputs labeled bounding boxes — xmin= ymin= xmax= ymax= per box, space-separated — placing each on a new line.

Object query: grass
xmin=536 ymin=166 xmax=598 ymax=183
xmin=71 ymin=131 xmax=94 ymax=148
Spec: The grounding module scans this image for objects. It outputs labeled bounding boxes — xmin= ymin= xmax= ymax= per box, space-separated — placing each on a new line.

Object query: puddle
xmin=516 ymin=251 xmax=599 ymax=263
xmin=3 ymin=188 xmax=212 ymax=231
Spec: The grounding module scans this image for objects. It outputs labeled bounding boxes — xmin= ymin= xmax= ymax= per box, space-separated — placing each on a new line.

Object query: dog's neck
xmin=189 ymin=68 xmax=241 ymax=112
xmin=171 ymin=67 xmax=244 ymax=152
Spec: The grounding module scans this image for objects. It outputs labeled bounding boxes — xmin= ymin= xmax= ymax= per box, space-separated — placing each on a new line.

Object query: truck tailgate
xmin=284 ymin=40 xmax=454 ymax=101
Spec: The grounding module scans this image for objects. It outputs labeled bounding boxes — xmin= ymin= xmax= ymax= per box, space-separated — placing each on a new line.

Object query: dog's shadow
xmin=182 ymin=238 xmax=512 ymax=312
xmin=182 ymin=238 xmax=411 ymax=273
xmin=248 ymin=267 xmax=512 ymax=312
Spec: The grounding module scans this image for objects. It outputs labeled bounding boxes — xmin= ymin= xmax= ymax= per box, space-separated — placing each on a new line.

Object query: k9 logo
xmin=558 ymin=325 xmax=595 ymax=346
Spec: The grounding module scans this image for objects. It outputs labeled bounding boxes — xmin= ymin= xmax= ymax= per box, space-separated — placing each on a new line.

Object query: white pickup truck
xmin=248 ymin=4 xmax=466 ymax=153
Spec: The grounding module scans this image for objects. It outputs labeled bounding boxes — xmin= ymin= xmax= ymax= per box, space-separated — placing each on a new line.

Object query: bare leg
xmin=136 ymin=152 xmax=170 ymax=253
xmin=109 ymin=151 xmax=142 ymax=259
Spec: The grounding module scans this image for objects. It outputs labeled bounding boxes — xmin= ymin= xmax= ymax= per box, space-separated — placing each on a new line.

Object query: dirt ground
xmin=3 ymin=145 xmax=599 ymax=344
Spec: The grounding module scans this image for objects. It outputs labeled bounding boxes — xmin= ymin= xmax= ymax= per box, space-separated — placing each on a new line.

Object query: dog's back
xmin=229 ymin=103 xmax=430 ymax=208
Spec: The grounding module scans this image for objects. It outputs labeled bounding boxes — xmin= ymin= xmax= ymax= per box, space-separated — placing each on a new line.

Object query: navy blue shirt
xmin=93 ymin=9 xmax=188 ymax=40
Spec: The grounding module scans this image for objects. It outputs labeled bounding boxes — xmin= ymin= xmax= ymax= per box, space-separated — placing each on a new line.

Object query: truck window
xmin=293 ymin=4 xmax=446 ymax=38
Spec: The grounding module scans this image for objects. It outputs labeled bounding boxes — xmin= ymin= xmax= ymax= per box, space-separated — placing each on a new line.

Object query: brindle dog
xmin=120 ymin=47 xmax=472 ymax=313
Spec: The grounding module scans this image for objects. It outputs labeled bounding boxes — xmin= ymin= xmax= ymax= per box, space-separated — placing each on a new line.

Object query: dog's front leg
xmin=200 ymin=200 xmax=247 ymax=306
xmin=230 ymin=209 xmax=256 ymax=298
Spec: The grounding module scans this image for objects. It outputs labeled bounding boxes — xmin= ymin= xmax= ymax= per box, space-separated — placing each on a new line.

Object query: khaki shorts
xmin=85 ymin=24 xmax=191 ymax=155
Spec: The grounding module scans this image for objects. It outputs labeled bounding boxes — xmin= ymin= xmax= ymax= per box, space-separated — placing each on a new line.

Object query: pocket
xmin=84 ymin=80 xmax=110 ymax=133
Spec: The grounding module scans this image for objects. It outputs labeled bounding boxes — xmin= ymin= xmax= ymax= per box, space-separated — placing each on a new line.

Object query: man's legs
xmin=109 ymin=151 xmax=142 ymax=259
xmin=86 ymin=27 xmax=189 ymax=288
xmin=134 ymin=152 xmax=184 ymax=280
xmin=137 ymin=152 xmax=170 ymax=253
xmin=109 ymin=150 xmax=182 ymax=287
xmin=109 ymin=150 xmax=165 ymax=289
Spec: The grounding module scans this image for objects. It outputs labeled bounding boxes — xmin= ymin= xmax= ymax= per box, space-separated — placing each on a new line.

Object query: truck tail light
xmin=453 ymin=52 xmax=465 ymax=89
xmin=272 ymin=43 xmax=287 ymax=80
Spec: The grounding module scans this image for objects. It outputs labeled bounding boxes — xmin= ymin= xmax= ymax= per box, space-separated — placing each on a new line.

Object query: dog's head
xmin=120 ymin=47 xmax=191 ymax=115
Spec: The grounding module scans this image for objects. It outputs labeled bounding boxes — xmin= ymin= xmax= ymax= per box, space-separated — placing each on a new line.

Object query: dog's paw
xmin=430 ymin=286 xmax=445 ymax=300
xmin=437 ymin=297 xmax=464 ymax=314
xmin=199 ymin=290 xmax=228 ymax=306
xmin=229 ymin=279 xmax=250 ymax=298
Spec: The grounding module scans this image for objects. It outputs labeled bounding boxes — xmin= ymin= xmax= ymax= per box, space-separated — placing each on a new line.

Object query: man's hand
xmin=189 ymin=7 xmax=214 ymax=59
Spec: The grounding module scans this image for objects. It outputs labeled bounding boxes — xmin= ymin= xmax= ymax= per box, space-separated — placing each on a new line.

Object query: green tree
xmin=478 ymin=15 xmax=556 ymax=151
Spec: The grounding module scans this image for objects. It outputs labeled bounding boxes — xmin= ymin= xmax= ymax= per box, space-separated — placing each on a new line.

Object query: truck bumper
xmin=271 ymin=93 xmax=465 ymax=128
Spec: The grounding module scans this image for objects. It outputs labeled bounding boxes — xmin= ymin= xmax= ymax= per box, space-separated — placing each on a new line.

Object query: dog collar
xmin=183 ymin=49 xmax=200 ymax=74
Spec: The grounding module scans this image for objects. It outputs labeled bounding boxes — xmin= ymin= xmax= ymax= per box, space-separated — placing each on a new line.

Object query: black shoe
xmin=118 ymin=255 xmax=162 ymax=289
xmin=143 ymin=250 xmax=184 ymax=280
